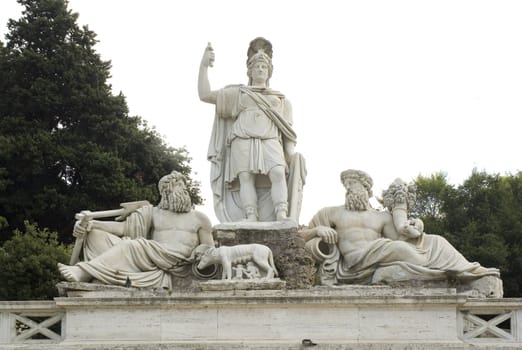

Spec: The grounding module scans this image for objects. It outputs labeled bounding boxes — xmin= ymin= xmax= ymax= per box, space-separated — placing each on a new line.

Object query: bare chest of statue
xmin=332 ymin=208 xmax=383 ymax=230
xmin=332 ymin=208 xmax=387 ymax=247
xmin=150 ymin=209 xmax=199 ymax=252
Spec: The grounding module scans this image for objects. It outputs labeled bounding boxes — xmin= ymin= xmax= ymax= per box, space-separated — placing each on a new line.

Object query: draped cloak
xmin=207 ymin=85 xmax=306 ymax=222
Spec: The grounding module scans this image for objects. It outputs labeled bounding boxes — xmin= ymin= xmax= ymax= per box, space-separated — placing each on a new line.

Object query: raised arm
xmin=381 ymin=179 xmax=423 ymax=240
xmin=198 ymin=43 xmax=218 ymax=104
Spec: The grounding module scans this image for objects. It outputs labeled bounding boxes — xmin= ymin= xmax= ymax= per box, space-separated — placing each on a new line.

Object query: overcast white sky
xmin=2 ymin=1 xmax=522 ymax=224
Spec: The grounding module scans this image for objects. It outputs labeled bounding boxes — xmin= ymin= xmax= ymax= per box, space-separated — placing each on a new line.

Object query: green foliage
xmin=413 ymin=170 xmax=522 ymax=297
xmin=0 ymin=221 xmax=70 ymax=300
xmin=411 ymin=172 xmax=454 ymax=237
xmin=0 ymin=216 xmax=8 ymax=230
xmin=0 ymin=0 xmax=201 ymax=243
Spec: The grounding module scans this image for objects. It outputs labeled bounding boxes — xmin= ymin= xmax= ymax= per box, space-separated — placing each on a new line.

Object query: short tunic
xmin=230 ymin=105 xmax=285 ymax=176
xmin=217 ymin=86 xmax=290 ymax=181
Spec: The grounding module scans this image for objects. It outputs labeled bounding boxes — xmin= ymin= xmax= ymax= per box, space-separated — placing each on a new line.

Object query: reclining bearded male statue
xmin=300 ymin=169 xmax=502 ymax=297
xmin=58 ymin=171 xmax=215 ymax=289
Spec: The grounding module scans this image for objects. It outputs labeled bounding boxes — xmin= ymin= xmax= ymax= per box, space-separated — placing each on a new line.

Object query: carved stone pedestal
xmin=213 ymin=221 xmax=315 ymax=289
xmin=198 ymin=278 xmax=286 ymax=291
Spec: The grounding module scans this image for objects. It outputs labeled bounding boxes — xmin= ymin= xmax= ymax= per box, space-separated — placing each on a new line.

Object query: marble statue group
xmin=58 ymin=37 xmax=502 ymax=297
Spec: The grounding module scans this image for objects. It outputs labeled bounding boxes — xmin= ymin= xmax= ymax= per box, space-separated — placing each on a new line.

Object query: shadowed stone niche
xmin=213 ymin=221 xmax=315 ymax=289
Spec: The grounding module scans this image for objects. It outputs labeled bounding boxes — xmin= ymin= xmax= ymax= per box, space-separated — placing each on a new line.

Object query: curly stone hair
xmin=340 ymin=169 xmax=373 ymax=197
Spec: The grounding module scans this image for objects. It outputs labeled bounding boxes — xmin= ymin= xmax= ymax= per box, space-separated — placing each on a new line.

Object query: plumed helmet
xmin=246 ymin=37 xmax=274 ymax=86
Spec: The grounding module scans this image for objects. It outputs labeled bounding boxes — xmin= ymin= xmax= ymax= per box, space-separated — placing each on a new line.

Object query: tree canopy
xmin=0 ymin=222 xmax=69 ymax=300
xmin=413 ymin=170 xmax=522 ymax=297
xmin=0 ymin=0 xmax=201 ymax=243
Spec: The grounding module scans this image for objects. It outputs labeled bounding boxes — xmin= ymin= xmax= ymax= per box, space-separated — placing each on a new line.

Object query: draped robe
xmin=79 ymin=205 xmax=195 ymax=289
xmin=309 ymin=206 xmax=500 ymax=284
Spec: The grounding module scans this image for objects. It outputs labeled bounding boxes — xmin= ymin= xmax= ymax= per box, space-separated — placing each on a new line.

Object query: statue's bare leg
xmin=238 ymin=171 xmax=258 ymax=221
xmin=268 ymin=165 xmax=289 ymax=220
xmin=58 ymin=263 xmax=91 ymax=282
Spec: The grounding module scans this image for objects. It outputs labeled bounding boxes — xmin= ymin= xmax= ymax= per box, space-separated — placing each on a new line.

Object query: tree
xmin=0 ymin=222 xmax=70 ymax=300
xmin=0 ymin=0 xmax=201 ymax=243
xmin=411 ymin=172 xmax=455 ymax=237
xmin=413 ymin=170 xmax=522 ymax=297
xmin=456 ymin=170 xmax=522 ymax=295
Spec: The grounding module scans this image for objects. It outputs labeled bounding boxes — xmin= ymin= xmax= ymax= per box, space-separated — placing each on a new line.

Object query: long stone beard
xmin=345 ymin=189 xmax=371 ymax=211
xmin=158 ymin=187 xmax=192 ymax=213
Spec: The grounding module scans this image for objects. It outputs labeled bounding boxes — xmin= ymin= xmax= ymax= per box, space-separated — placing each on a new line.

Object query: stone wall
xmin=2 ymin=288 xmax=522 ymax=349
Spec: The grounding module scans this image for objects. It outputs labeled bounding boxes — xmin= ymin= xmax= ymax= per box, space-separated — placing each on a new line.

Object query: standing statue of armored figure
xmin=198 ymin=37 xmax=306 ymax=223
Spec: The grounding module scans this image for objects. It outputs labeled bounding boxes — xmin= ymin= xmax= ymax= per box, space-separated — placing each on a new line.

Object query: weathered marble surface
xmin=214 ymin=222 xmax=315 ymax=289
xmin=3 ymin=287 xmax=522 ymax=349
xmin=198 ymin=244 xmax=278 ymax=280
xmin=54 ymin=285 xmax=474 ymax=344
xmin=198 ymin=278 xmax=286 ymax=291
